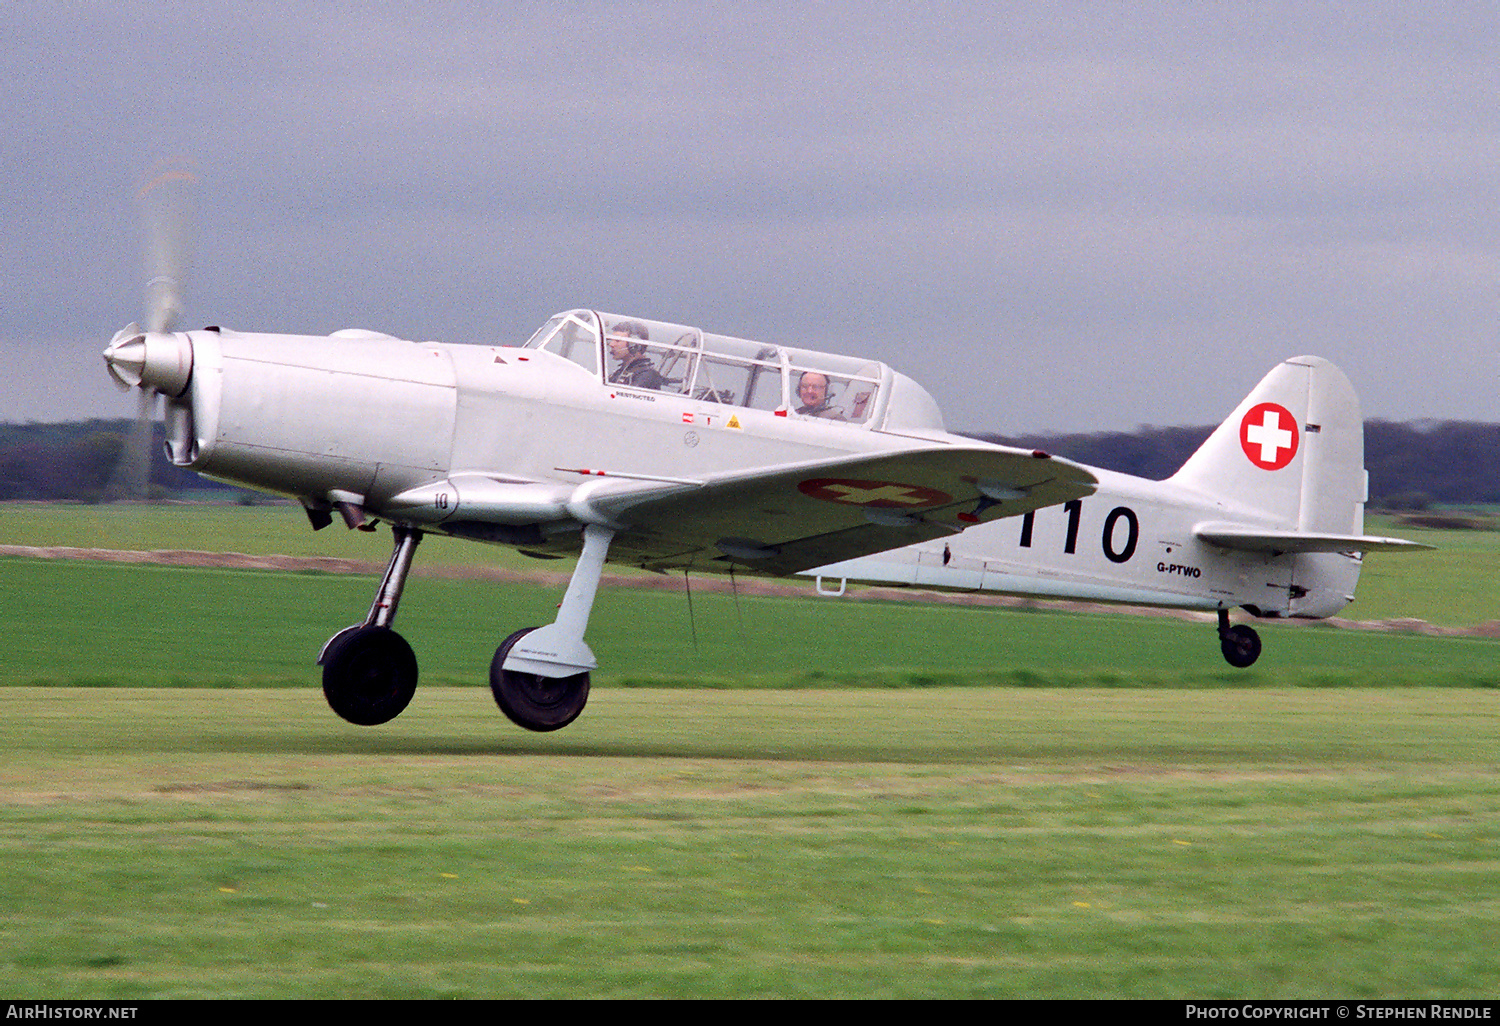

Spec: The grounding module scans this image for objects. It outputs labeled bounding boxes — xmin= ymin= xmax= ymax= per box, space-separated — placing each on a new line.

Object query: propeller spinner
xmin=103 ymin=322 xmax=193 ymax=395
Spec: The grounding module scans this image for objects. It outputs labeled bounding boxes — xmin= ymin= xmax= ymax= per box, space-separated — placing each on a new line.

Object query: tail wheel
xmin=321 ymin=625 xmax=418 ymax=725
xmin=490 ymin=628 xmax=590 ymax=732
xmin=1220 ymin=624 xmax=1262 ymax=668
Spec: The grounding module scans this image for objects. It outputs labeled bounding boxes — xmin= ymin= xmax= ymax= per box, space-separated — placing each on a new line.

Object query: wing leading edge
xmin=392 ymin=445 xmax=1097 ymax=574
xmin=592 ymin=445 xmax=1098 ymax=575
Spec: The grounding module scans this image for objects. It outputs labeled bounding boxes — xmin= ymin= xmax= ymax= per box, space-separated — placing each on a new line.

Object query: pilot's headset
xmin=800 ymin=370 xmax=841 ymax=411
xmin=613 ymin=320 xmax=650 ymax=355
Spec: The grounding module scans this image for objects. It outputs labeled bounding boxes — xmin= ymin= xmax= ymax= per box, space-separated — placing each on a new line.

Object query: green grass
xmin=1356 ymin=514 xmax=1500 ymax=627
xmin=0 ymin=501 xmax=541 ymax=571
xmin=4 ymin=508 xmax=1500 ymax=997
xmin=0 ymin=686 xmax=1497 ymax=998
xmin=6 ymin=503 xmax=1500 ymax=627
xmin=4 ymin=557 xmax=1498 ymax=690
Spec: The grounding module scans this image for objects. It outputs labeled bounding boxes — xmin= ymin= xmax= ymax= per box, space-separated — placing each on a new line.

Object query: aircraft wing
xmin=586 ymin=445 xmax=1098 ymax=575
xmin=1194 ymin=523 xmax=1434 ymax=554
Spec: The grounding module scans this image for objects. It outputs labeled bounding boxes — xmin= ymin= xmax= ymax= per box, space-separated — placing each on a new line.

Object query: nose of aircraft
xmin=103 ymin=325 xmax=193 ymax=396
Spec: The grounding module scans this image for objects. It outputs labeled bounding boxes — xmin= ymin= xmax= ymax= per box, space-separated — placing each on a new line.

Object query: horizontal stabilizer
xmin=1195 ymin=523 xmax=1434 ymax=554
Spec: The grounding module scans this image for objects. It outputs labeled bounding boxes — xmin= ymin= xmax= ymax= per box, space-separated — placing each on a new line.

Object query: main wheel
xmin=1220 ymin=623 xmax=1262 ymax=668
xmin=321 ymin=625 xmax=418 ymax=725
xmin=490 ymin=627 xmax=590 ymax=732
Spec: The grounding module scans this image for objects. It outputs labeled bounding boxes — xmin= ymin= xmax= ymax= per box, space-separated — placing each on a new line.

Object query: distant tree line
xmin=2 ymin=418 xmax=1496 ymax=508
xmin=0 ymin=420 xmax=221 ymax=502
xmin=975 ymin=420 xmax=1500 ymax=509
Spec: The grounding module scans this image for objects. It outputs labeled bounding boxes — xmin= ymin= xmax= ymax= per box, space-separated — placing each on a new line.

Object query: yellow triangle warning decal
xmin=726 ymin=414 xmax=742 ymax=430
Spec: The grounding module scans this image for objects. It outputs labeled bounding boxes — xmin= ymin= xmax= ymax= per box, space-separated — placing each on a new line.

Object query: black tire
xmin=1220 ymin=623 xmax=1262 ymax=668
xmin=490 ymin=627 xmax=590 ymax=732
xmin=321 ymin=625 xmax=418 ymax=726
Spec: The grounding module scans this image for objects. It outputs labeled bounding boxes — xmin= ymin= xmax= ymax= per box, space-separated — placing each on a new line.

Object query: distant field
xmin=3 ymin=502 xmax=1497 ymax=627
xmin=2 ymin=501 xmax=535 ymax=570
xmin=3 ymin=558 xmax=1497 ymax=691
xmin=1356 ymin=513 xmax=1500 ymax=628
xmin=1 ymin=686 xmax=1497 ymax=999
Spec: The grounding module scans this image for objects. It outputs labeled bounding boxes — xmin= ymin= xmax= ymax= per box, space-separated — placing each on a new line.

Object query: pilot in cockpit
xmin=606 ymin=320 xmax=666 ymax=391
xmin=795 ymin=371 xmax=847 ymax=420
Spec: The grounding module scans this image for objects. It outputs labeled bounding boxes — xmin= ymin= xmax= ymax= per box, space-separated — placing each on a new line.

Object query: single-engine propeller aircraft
xmin=104 ymin=307 xmax=1426 ymax=732
xmin=799 ymin=354 xmax=1431 ymax=670
xmin=102 ymin=174 xmax=1426 ymax=732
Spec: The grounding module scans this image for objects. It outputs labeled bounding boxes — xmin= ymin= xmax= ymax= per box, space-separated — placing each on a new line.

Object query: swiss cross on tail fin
xmin=1239 ymin=403 xmax=1299 ymax=470
xmin=1171 ymin=357 xmax=1330 ymax=524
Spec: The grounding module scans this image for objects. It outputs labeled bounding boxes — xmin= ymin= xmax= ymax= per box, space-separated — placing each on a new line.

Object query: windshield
xmin=523 ymin=309 xmax=600 ymax=375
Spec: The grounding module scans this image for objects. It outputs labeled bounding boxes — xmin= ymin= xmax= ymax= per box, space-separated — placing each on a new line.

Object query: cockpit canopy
xmin=522 ymin=309 xmax=945 ymax=431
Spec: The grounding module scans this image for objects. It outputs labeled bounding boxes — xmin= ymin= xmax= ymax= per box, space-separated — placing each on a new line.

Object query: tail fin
xmin=1172 ymin=356 xmax=1430 ymax=618
xmin=1170 ymin=355 xmax=1366 ymax=535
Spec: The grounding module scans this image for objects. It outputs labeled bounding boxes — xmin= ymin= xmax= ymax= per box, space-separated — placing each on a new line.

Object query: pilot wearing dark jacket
xmin=607 ymin=321 xmax=665 ymax=391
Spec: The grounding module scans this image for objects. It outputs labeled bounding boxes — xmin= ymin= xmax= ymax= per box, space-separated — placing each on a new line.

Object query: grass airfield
xmin=3 ymin=686 xmax=1499 ymax=999
xmin=1 ymin=503 xmax=1498 ymax=998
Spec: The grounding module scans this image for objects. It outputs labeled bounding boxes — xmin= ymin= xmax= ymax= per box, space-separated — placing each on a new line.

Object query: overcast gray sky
xmin=4 ymin=1 xmax=1495 ymax=434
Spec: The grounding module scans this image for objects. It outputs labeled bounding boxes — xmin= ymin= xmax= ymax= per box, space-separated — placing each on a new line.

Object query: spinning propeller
xmin=103 ymin=159 xmax=198 ymax=499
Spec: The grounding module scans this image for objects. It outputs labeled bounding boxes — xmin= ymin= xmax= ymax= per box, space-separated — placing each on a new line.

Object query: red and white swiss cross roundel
xmin=1239 ymin=402 xmax=1299 ymax=470
xmin=797 ymin=478 xmax=953 ymax=508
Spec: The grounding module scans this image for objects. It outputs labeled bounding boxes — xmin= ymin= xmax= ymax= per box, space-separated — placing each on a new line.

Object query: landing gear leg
xmin=491 ymin=523 xmax=615 ymax=732
xmin=319 ymin=525 xmax=423 ymax=725
xmin=1217 ymin=608 xmax=1262 ymax=669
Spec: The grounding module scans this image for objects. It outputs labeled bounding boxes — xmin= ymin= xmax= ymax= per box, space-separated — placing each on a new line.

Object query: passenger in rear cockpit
xmin=795 ymin=371 xmax=847 ymax=420
xmin=607 ymin=320 xmax=666 ymax=391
